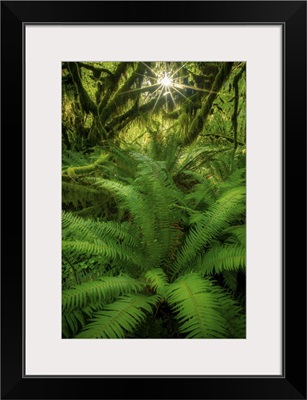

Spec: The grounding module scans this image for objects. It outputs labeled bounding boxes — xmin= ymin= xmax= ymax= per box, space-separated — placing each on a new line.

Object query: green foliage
xmin=171 ymin=185 xmax=245 ymax=276
xmin=145 ymin=268 xmax=169 ymax=296
xmin=62 ymin=276 xmax=143 ymax=337
xmin=76 ymin=294 xmax=159 ymax=339
xmin=62 ymin=148 xmax=246 ymax=338
xmin=198 ymin=243 xmax=246 ymax=275
xmin=62 ymin=61 xmax=246 ymax=339
xmin=166 ymin=274 xmax=227 ymax=338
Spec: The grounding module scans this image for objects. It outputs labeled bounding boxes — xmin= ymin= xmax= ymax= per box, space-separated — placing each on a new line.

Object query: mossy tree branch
xmin=231 ymin=65 xmax=246 ymax=150
xmin=67 ymin=62 xmax=97 ymax=115
xmin=183 ymin=62 xmax=233 ymax=146
xmin=98 ymin=62 xmax=148 ymax=125
xmin=78 ymin=62 xmax=114 ymax=78
xmin=106 ymin=96 xmax=166 ymax=138
xmin=98 ymin=62 xmax=129 ymax=113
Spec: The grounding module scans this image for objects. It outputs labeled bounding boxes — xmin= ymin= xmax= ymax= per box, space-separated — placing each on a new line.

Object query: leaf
xmin=145 ymin=268 xmax=169 ymax=296
xmin=77 ymin=294 xmax=159 ymax=338
xmin=199 ymin=244 xmax=246 ymax=274
xmin=172 ymin=186 xmax=245 ymax=275
xmin=62 ymin=275 xmax=143 ymax=312
xmin=166 ymin=274 xmax=227 ymax=338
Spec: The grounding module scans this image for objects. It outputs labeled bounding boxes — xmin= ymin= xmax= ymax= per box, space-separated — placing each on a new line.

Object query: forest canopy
xmin=62 ymin=61 xmax=246 ymax=339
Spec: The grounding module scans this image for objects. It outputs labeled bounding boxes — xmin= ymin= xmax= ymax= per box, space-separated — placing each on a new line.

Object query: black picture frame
xmin=1 ymin=1 xmax=306 ymax=399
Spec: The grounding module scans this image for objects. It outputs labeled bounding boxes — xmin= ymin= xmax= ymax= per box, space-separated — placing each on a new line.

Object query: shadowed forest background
xmin=62 ymin=61 xmax=246 ymax=339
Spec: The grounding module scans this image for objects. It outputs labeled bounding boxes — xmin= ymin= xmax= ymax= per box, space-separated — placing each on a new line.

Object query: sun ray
xmin=118 ymin=83 xmax=160 ymax=96
xmin=176 ymin=83 xmax=221 ymax=95
xmin=150 ymin=84 xmax=165 ymax=97
xmin=134 ymin=72 xmax=155 ymax=80
xmin=138 ymin=84 xmax=163 ymax=107
xmin=141 ymin=62 xmax=158 ymax=77
xmin=164 ymin=86 xmax=169 ymax=113
xmin=170 ymin=62 xmax=188 ymax=79
xmin=151 ymin=85 xmax=164 ymax=114
xmin=169 ymin=90 xmax=178 ymax=110
xmin=116 ymin=62 xmax=224 ymax=116
xmin=171 ymin=85 xmax=195 ymax=105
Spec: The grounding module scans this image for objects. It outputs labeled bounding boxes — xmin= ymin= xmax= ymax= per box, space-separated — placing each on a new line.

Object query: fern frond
xmin=184 ymin=177 xmax=217 ymax=209
xmin=62 ymin=309 xmax=87 ymax=337
xmin=198 ymin=244 xmax=246 ymax=275
xmin=223 ymin=270 xmax=239 ymax=292
xmin=171 ymin=186 xmax=245 ymax=275
xmin=62 ymin=275 xmax=143 ymax=312
xmin=95 ymin=174 xmax=182 ymax=269
xmin=223 ymin=224 xmax=246 ymax=246
xmin=62 ymin=239 xmax=143 ymax=267
xmin=218 ymin=289 xmax=246 ymax=338
xmin=77 ymin=294 xmax=159 ymax=338
xmin=145 ymin=268 xmax=169 ymax=296
xmin=166 ymin=274 xmax=227 ymax=338
xmin=62 ymin=211 xmax=138 ymax=247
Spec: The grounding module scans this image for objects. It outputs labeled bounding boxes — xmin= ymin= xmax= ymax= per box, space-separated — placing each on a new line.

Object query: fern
xmin=145 ymin=268 xmax=169 ymax=296
xmin=218 ymin=289 xmax=246 ymax=338
xmin=62 ymin=275 xmax=144 ymax=337
xmin=62 ymin=146 xmax=246 ymax=338
xmin=223 ymin=270 xmax=239 ymax=292
xmin=63 ymin=211 xmax=138 ymax=247
xmin=94 ymin=159 xmax=183 ymax=270
xmin=171 ymin=186 xmax=245 ymax=276
xmin=223 ymin=224 xmax=246 ymax=246
xmin=166 ymin=274 xmax=227 ymax=338
xmin=77 ymin=294 xmax=159 ymax=338
xmin=184 ymin=177 xmax=217 ymax=209
xmin=62 ymin=239 xmax=143 ymax=267
xmin=198 ymin=243 xmax=246 ymax=274
xmin=62 ymin=275 xmax=143 ymax=312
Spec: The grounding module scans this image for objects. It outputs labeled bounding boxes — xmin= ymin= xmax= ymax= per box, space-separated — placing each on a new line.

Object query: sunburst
xmin=119 ymin=62 xmax=220 ymax=115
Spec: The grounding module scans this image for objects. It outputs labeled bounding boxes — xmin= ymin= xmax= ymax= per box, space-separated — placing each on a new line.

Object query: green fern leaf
xmin=218 ymin=288 xmax=246 ymax=338
xmin=77 ymin=294 xmax=159 ymax=338
xmin=145 ymin=268 xmax=169 ymax=296
xmin=223 ymin=224 xmax=246 ymax=246
xmin=199 ymin=244 xmax=246 ymax=274
xmin=62 ymin=211 xmax=138 ymax=247
xmin=171 ymin=186 xmax=245 ymax=275
xmin=62 ymin=275 xmax=143 ymax=312
xmin=223 ymin=270 xmax=239 ymax=292
xmin=166 ymin=273 xmax=227 ymax=338
xmin=62 ymin=239 xmax=142 ymax=266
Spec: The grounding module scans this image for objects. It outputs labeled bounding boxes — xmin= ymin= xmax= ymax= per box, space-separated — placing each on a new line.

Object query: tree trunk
xmin=183 ymin=62 xmax=233 ymax=146
xmin=231 ymin=65 xmax=245 ymax=150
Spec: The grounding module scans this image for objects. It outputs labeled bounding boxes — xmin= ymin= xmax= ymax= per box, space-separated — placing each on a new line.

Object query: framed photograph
xmin=1 ymin=1 xmax=306 ymax=398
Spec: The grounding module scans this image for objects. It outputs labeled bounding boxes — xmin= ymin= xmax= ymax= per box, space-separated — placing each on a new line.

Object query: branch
xmin=106 ymin=96 xmax=166 ymax=139
xmin=78 ymin=62 xmax=114 ymax=78
xmin=98 ymin=62 xmax=148 ymax=125
xmin=98 ymin=62 xmax=129 ymax=115
xmin=201 ymin=133 xmax=245 ymax=146
xmin=231 ymin=65 xmax=246 ymax=149
xmin=184 ymin=62 xmax=233 ymax=146
xmin=67 ymin=62 xmax=97 ymax=115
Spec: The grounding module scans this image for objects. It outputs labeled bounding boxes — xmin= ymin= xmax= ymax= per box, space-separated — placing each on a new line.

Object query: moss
xmin=63 ymin=153 xmax=109 ymax=177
